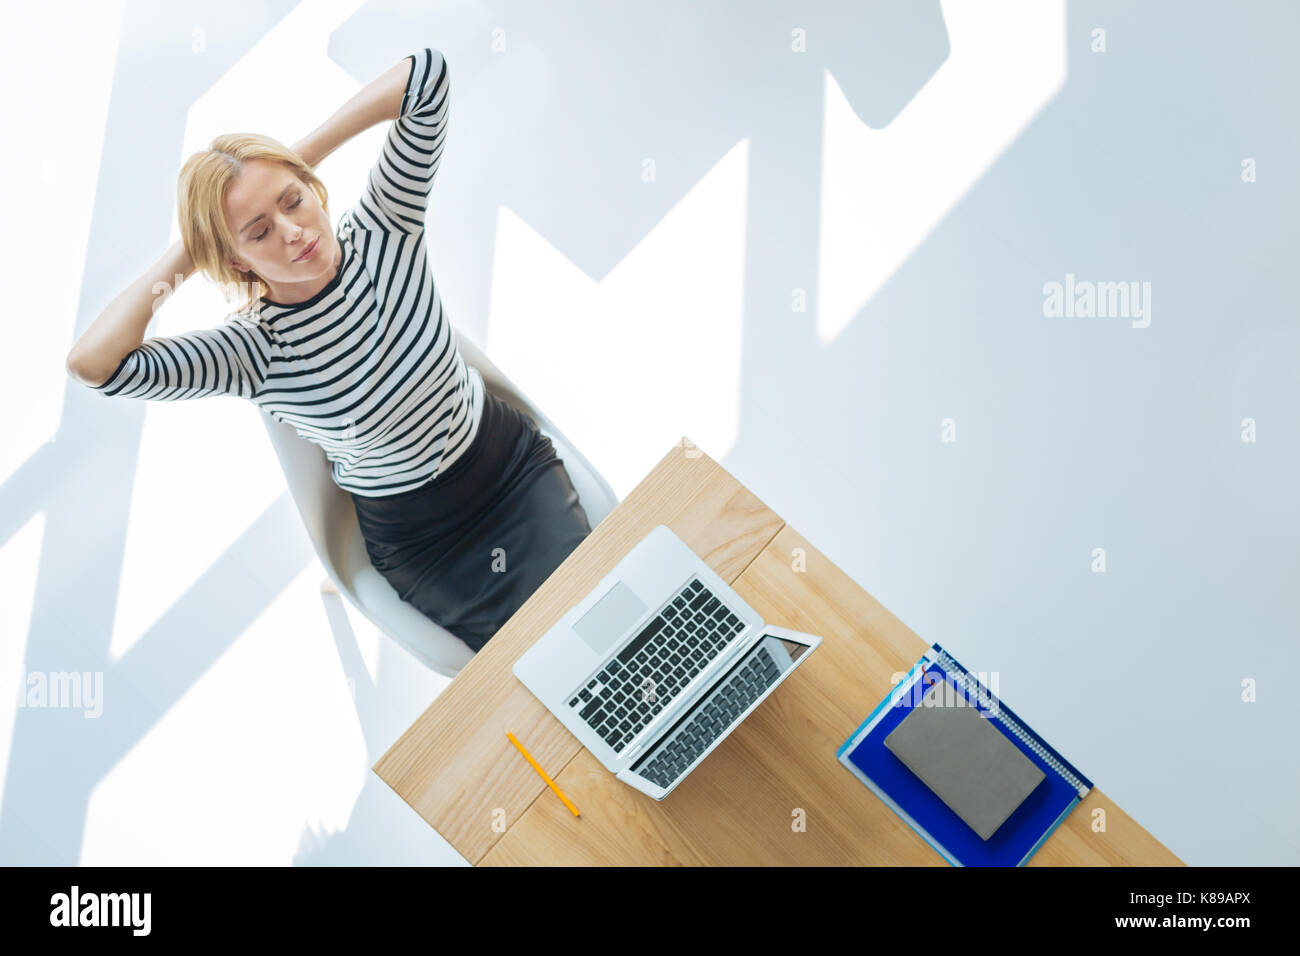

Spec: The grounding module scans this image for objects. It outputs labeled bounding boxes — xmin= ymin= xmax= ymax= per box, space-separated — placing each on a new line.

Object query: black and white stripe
xmin=91 ymin=47 xmax=483 ymax=498
xmin=88 ymin=317 xmax=271 ymax=401
xmin=357 ymin=46 xmax=449 ymax=234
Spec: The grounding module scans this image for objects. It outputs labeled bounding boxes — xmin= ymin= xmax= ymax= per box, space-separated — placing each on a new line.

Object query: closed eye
xmin=253 ymin=196 xmax=304 ymax=241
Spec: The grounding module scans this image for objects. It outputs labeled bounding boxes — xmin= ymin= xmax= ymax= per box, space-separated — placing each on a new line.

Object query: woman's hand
xmin=291 ymin=136 xmax=321 ymax=170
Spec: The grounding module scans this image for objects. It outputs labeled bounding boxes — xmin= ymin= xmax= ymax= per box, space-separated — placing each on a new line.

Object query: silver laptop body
xmin=513 ymin=524 xmax=822 ymax=799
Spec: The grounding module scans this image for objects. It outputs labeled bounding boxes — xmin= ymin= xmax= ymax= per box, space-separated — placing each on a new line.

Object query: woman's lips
xmin=295 ymin=237 xmax=320 ymax=262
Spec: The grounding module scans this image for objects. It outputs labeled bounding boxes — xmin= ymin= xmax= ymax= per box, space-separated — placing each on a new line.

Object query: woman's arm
xmin=355 ymin=48 xmax=450 ymax=234
xmin=291 ymin=54 xmax=413 ymax=169
xmin=66 ymin=239 xmax=196 ymax=386
xmin=68 ymin=55 xmax=410 ymax=387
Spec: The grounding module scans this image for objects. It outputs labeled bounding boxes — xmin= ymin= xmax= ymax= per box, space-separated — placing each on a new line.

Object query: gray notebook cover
xmin=883 ymin=681 xmax=1045 ymax=841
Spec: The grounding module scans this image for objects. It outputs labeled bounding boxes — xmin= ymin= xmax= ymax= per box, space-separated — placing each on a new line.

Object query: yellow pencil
xmin=506 ymin=732 xmax=581 ymax=817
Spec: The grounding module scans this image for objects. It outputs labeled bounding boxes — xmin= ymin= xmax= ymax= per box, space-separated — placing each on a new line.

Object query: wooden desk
xmin=373 ymin=440 xmax=1184 ymax=866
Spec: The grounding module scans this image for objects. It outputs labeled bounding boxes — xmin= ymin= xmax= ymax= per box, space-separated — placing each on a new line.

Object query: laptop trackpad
xmin=573 ymin=580 xmax=648 ymax=656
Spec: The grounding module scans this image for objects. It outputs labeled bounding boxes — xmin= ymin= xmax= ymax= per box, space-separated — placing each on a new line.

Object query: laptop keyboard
xmin=567 ymin=578 xmax=746 ymax=753
xmin=638 ymin=644 xmax=782 ymax=789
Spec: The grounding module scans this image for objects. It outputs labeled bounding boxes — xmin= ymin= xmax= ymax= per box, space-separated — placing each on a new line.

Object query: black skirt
xmin=350 ymin=390 xmax=592 ymax=653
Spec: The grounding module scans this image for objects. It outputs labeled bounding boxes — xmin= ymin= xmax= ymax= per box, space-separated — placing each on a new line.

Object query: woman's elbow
xmin=66 ymin=352 xmax=108 ymax=388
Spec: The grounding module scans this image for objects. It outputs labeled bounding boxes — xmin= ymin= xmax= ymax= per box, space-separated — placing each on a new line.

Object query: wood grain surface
xmin=373 ymin=439 xmax=1184 ymax=866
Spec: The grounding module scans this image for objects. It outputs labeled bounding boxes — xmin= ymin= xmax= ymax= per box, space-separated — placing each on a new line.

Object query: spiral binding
xmin=930 ymin=648 xmax=1091 ymax=799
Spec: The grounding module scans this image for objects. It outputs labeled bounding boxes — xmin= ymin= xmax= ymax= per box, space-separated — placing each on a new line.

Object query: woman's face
xmin=223 ymin=158 xmax=338 ymax=300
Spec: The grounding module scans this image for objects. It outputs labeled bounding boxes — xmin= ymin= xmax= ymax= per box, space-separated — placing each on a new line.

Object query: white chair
xmin=260 ymin=335 xmax=619 ymax=677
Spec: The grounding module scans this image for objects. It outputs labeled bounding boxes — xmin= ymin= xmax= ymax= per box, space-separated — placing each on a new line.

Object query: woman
xmin=66 ymin=47 xmax=592 ymax=653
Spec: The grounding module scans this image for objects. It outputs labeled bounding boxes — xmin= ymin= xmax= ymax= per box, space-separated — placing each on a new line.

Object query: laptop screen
xmin=627 ymin=633 xmax=812 ymax=783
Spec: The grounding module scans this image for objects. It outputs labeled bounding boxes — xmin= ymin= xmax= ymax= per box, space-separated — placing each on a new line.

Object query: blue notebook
xmin=836 ymin=644 xmax=1092 ymax=866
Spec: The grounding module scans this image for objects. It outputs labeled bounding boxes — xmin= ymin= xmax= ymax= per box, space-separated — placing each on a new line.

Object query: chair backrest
xmin=259 ymin=334 xmax=618 ymax=675
xmin=454 ymin=334 xmax=617 ymax=531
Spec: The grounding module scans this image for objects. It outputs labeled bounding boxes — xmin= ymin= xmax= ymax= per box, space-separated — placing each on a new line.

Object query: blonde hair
xmin=177 ymin=133 xmax=330 ymax=311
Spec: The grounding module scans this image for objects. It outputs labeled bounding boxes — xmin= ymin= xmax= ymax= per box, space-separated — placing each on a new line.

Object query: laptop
xmin=513 ymin=524 xmax=822 ymax=800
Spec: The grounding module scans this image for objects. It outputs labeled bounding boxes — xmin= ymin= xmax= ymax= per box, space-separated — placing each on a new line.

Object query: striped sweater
xmin=89 ymin=47 xmax=485 ymax=498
